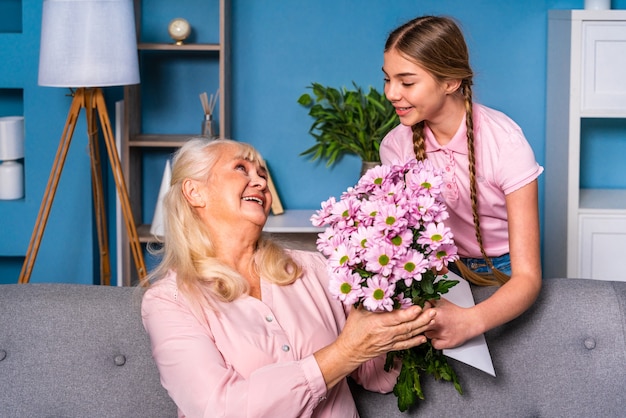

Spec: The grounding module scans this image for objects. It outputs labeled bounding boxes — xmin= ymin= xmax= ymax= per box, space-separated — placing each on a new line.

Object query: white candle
xmin=0 ymin=116 xmax=24 ymax=160
xmin=585 ymin=0 xmax=611 ymax=10
xmin=0 ymin=161 xmax=24 ymax=200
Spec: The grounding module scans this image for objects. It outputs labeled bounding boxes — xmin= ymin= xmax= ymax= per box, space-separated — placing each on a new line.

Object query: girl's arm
xmin=425 ymin=180 xmax=542 ymax=349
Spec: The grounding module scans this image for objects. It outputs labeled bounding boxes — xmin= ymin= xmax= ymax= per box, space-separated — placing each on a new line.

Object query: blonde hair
xmin=385 ymin=16 xmax=508 ymax=286
xmin=142 ymin=138 xmax=302 ymax=309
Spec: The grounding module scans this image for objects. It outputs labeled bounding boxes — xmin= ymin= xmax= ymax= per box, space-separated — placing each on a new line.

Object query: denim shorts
xmin=448 ymin=253 xmax=511 ymax=276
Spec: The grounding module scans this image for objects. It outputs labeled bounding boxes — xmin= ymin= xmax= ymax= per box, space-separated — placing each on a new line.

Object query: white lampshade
xmin=38 ymin=0 xmax=140 ymax=87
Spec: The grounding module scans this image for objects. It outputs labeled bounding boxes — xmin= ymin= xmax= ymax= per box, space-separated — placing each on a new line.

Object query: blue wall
xmin=1 ymin=0 xmax=625 ymax=284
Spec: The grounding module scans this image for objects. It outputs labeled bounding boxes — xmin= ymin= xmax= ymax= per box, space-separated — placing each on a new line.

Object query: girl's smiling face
xmin=383 ymin=48 xmax=458 ymax=128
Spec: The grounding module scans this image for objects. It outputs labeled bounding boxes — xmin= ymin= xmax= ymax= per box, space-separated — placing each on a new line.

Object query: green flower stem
xmin=387 ymin=341 xmax=463 ymax=412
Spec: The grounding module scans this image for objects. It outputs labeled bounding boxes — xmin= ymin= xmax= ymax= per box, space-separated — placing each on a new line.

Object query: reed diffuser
xmin=199 ymin=89 xmax=219 ymax=139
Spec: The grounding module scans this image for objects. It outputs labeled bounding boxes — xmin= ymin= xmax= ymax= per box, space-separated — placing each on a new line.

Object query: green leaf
xmin=297 ymin=93 xmax=312 ymax=106
xmin=434 ymin=279 xmax=460 ymax=295
xmin=394 ymin=357 xmax=421 ymax=412
xmin=421 ymin=277 xmax=435 ymax=295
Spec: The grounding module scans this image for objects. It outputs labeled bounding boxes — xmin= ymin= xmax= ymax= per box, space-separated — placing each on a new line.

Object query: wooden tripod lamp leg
xmin=94 ymin=88 xmax=147 ymax=281
xmin=18 ymin=89 xmax=85 ymax=284
xmin=85 ymin=89 xmax=112 ymax=286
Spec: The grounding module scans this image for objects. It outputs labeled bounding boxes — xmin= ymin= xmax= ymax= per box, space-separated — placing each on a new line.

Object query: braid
xmin=455 ymin=82 xmax=509 ymax=286
xmin=412 ymin=122 xmax=427 ymax=161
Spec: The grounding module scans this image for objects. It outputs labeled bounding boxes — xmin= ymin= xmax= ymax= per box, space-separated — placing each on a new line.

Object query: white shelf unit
xmin=544 ymin=10 xmax=626 ymax=281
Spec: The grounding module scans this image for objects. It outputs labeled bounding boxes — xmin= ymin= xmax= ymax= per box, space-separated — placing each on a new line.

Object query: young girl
xmin=379 ymin=16 xmax=543 ymax=350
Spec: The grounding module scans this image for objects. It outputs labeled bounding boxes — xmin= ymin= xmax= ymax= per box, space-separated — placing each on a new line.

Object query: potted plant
xmin=297 ymin=82 xmax=399 ymax=170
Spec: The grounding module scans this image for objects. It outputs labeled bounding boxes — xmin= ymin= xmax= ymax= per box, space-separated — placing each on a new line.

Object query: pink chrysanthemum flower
xmin=351 ymin=200 xmax=374 ymax=228
xmin=406 ymin=160 xmax=444 ymax=196
xmin=395 ymin=294 xmax=413 ymax=310
xmin=351 ymin=226 xmax=374 ymax=254
xmin=417 ymin=222 xmax=454 ymax=250
xmin=429 ymin=243 xmax=459 ymax=271
xmin=388 ymin=228 xmax=414 ymax=254
xmin=363 ymin=241 xmax=397 ymax=277
xmin=369 ymin=180 xmax=404 ymax=204
xmin=356 ymin=164 xmax=393 ymax=193
xmin=409 ymin=194 xmax=437 ymax=223
xmin=329 ymin=270 xmax=365 ymax=305
xmin=362 ymin=275 xmax=395 ymax=312
xmin=387 ymin=159 xmax=417 ymax=179
xmin=315 ymin=228 xmax=343 ymax=257
xmin=373 ymin=202 xmax=408 ymax=235
xmin=328 ymin=242 xmax=358 ymax=271
xmin=330 ymin=195 xmax=361 ymax=231
xmin=311 ymin=196 xmax=336 ymax=227
xmin=394 ymin=249 xmax=429 ymax=285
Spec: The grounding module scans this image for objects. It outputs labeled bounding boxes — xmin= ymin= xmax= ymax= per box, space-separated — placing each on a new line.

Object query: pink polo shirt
xmin=380 ymin=104 xmax=543 ymax=258
xmin=142 ymin=249 xmax=399 ymax=418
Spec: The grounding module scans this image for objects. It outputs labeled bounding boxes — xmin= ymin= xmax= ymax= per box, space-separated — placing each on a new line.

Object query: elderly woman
xmin=141 ymin=138 xmax=435 ymax=417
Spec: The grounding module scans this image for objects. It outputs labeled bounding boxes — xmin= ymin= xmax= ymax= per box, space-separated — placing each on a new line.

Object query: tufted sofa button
xmin=584 ymin=338 xmax=596 ymax=350
xmin=114 ymin=354 xmax=127 ymax=366
xmin=0 ymin=349 xmax=6 ymax=361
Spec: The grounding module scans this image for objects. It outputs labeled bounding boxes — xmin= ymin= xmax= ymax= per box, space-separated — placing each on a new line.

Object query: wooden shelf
xmin=129 ymin=134 xmax=197 ymax=148
xmin=138 ymin=43 xmax=220 ymax=52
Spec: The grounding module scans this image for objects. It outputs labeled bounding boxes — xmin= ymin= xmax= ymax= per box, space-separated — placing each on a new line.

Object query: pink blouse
xmin=141 ymin=249 xmax=399 ymax=418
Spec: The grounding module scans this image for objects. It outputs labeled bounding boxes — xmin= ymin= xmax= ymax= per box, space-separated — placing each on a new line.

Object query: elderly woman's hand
xmin=314 ymin=305 xmax=435 ymax=390
xmin=336 ymin=305 xmax=435 ymax=364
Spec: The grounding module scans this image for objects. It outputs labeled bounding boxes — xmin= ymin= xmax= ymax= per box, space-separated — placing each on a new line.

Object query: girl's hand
xmin=423 ymin=298 xmax=480 ymax=349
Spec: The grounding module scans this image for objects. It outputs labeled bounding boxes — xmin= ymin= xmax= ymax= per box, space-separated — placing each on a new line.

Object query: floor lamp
xmin=19 ymin=0 xmax=146 ymax=285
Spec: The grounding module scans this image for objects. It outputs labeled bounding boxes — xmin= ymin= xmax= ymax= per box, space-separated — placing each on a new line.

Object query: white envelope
xmin=441 ymin=271 xmax=496 ymax=377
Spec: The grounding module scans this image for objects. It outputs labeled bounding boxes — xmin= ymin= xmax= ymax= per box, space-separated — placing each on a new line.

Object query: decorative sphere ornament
xmin=168 ymin=18 xmax=191 ymax=45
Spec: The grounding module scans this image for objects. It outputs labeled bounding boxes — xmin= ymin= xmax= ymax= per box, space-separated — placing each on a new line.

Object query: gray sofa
xmin=1 ymin=278 xmax=624 ymax=417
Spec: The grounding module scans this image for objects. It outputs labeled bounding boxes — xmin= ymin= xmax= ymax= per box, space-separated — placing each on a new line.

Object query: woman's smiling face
xmin=202 ymin=143 xmax=272 ymax=228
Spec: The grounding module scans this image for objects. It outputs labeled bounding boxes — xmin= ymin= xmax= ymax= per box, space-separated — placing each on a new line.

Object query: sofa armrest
xmin=0 ymin=284 xmax=177 ymax=418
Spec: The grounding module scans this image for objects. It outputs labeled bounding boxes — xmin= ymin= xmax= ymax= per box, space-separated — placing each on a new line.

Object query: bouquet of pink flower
xmin=311 ymin=158 xmax=463 ymax=411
